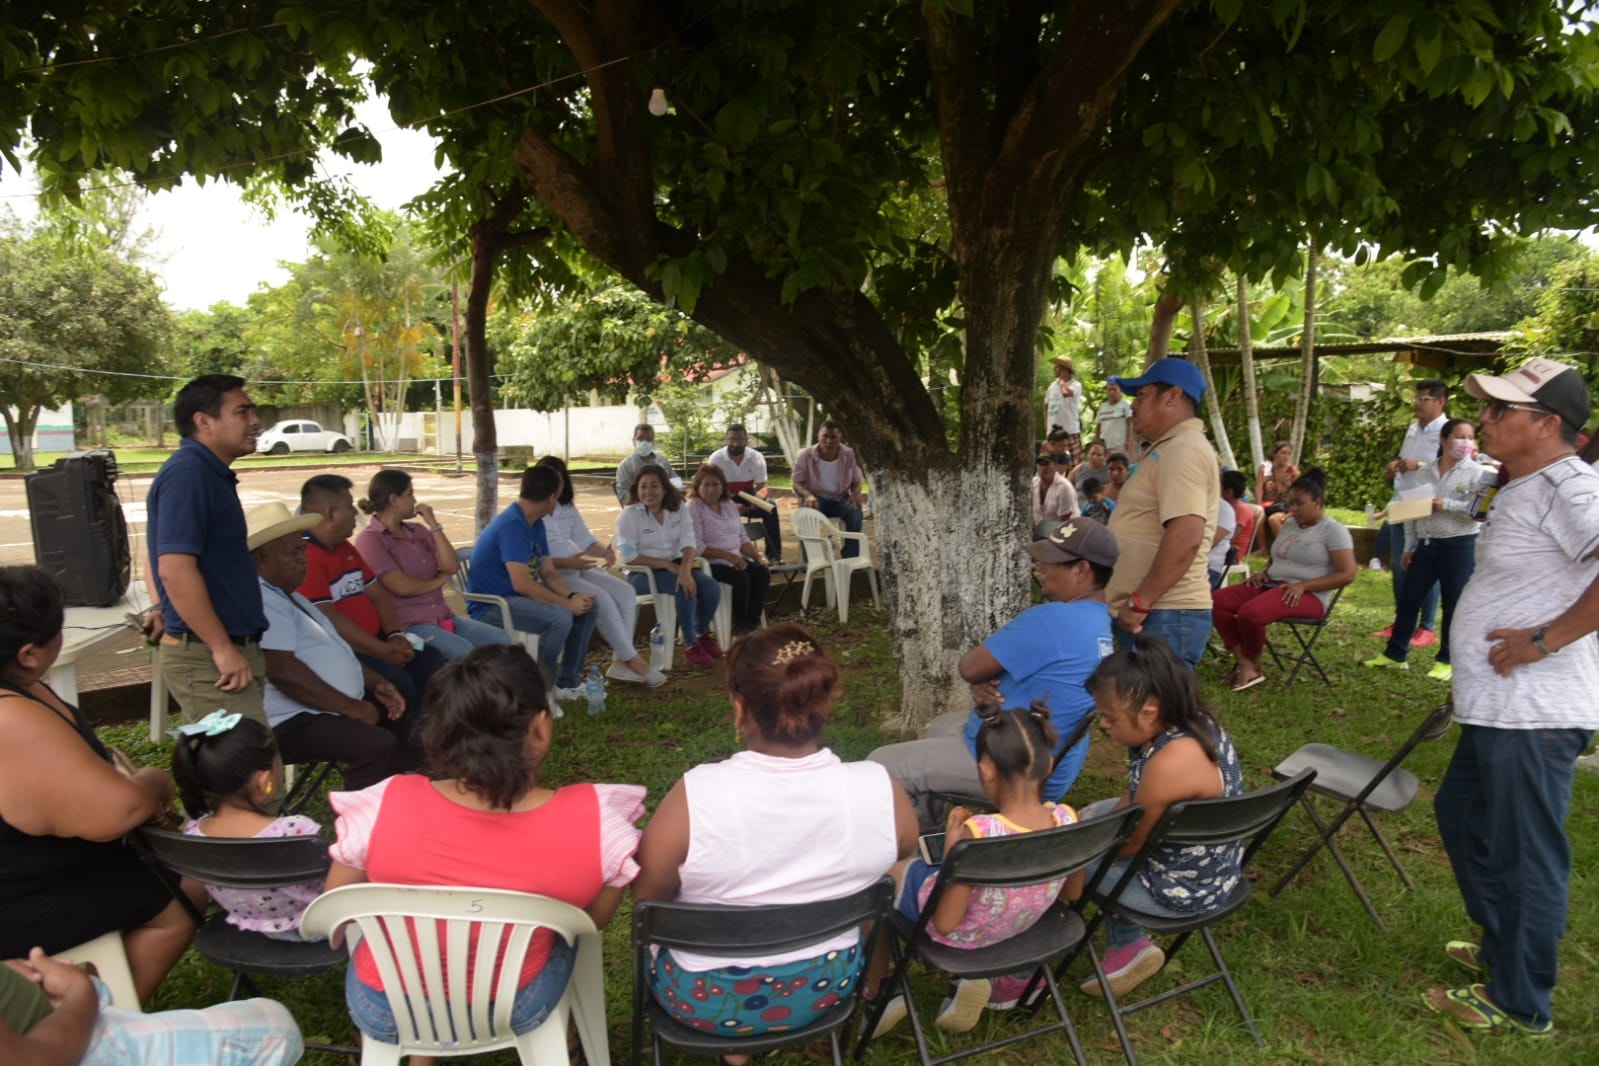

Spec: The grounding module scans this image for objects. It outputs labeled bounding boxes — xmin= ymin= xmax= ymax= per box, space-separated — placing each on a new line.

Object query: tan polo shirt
xmin=1106 ymin=417 xmax=1219 ymax=613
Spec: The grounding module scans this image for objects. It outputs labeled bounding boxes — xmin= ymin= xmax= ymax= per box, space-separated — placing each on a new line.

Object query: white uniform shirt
xmin=1395 ymin=413 xmax=1448 ymax=494
xmin=259 ymin=577 xmax=365 ymax=728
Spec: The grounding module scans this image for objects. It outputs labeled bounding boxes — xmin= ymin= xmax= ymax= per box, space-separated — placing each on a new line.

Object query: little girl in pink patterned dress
xmin=871 ymin=705 xmax=1079 ymax=1036
xmin=172 ymin=712 xmax=326 ymax=941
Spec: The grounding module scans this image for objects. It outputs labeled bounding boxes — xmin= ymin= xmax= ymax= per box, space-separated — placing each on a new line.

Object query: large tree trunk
xmin=2 ymin=406 xmax=38 ymax=472
xmin=1237 ymin=274 xmax=1265 ymax=477
xmin=1190 ymin=302 xmax=1236 ymax=469
xmin=1289 ymin=241 xmax=1319 ymax=467
xmin=465 ymin=223 xmax=501 ymax=533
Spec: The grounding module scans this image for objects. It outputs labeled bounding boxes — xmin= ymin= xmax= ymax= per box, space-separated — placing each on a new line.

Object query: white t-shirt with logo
xmin=1451 ymin=455 xmax=1599 ymax=730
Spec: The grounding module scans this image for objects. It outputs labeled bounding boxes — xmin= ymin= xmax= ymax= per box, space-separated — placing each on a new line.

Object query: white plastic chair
xmin=300 ymin=884 xmax=610 ymax=1066
xmin=61 ymin=930 xmax=140 ymax=1010
xmin=620 ymin=557 xmax=716 ymax=670
xmin=791 ymin=508 xmax=880 ymax=623
xmin=452 ymin=546 xmax=540 ymax=660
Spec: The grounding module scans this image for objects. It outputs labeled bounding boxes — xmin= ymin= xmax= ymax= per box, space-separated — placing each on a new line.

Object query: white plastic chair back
xmin=300 ymin=884 xmax=609 ymax=1066
xmin=453 ymin=546 xmax=540 ymax=659
xmin=62 ymin=930 xmax=140 ymax=1010
xmin=791 ymin=508 xmax=879 ymax=623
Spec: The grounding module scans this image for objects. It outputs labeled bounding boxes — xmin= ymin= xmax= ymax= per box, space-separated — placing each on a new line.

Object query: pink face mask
xmin=1448 ymin=439 xmax=1476 ymax=460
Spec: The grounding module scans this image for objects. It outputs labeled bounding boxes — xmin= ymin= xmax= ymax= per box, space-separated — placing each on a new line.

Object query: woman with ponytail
xmin=634 ymin=623 xmax=919 ymax=1045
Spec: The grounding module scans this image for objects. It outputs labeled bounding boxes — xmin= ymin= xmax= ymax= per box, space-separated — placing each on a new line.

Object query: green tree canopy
xmin=0 ymin=223 xmax=173 ymax=468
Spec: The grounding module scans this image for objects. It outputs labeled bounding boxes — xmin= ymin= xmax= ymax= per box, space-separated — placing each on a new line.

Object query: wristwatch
xmin=1532 ymin=626 xmax=1560 ymax=657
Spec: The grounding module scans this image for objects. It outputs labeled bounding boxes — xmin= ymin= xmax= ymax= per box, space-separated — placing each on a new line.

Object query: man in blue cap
xmin=1102 ymin=357 xmax=1219 ymax=666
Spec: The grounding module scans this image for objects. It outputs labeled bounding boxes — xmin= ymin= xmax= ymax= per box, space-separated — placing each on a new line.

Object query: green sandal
xmin=1422 ymin=984 xmax=1553 ymax=1037
xmin=1445 ymin=940 xmax=1484 ymax=974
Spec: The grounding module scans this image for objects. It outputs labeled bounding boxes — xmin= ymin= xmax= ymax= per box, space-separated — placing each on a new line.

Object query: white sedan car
xmin=256 ymin=419 xmax=354 ymax=454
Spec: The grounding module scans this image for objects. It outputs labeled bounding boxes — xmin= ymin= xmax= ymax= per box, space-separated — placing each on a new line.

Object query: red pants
xmin=1211 ymin=582 xmax=1325 ymax=659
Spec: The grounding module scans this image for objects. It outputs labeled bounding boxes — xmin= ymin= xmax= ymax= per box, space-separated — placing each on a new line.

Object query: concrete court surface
xmin=0 ymin=460 xmax=809 ymax=695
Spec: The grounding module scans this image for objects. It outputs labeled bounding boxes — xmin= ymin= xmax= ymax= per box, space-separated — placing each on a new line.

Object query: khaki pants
xmin=158 ymin=637 xmax=268 ymax=727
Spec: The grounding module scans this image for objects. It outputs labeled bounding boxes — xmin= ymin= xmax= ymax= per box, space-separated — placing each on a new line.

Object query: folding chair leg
xmin=1082 ymin=940 xmax=1140 ymax=1066
xmin=1200 ymin=926 xmax=1262 ymax=1047
xmin=1359 ymin=807 xmax=1416 ymax=889
xmin=1295 ymin=797 xmax=1389 ymax=931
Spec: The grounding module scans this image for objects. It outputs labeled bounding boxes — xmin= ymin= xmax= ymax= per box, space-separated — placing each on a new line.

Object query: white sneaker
xmin=546 ymin=694 xmax=566 ymax=719
xmin=934 ymin=978 xmax=991 ymax=1033
xmin=607 ymin=663 xmax=668 ymax=687
xmin=1577 ymin=751 xmax=1599 ymax=775
xmin=869 ymin=994 xmax=908 ymax=1039
xmin=555 ymin=685 xmax=584 ymax=702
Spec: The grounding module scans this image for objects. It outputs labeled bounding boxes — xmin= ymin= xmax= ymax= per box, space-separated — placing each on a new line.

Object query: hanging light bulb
xmin=647 ymin=86 xmax=669 ymax=117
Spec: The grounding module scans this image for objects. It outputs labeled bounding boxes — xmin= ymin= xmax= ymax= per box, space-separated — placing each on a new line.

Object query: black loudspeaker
xmin=26 ymin=450 xmax=132 ymax=607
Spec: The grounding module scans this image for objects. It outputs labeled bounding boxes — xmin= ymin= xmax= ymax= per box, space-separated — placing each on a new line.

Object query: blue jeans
xmin=345 ymin=938 xmax=575 ymax=1044
xmin=813 ymin=497 xmax=864 ymax=558
xmin=407 ymin=616 xmax=514 ymax=662
xmin=1384 ymin=535 xmax=1476 ymax=663
xmin=1435 ymin=724 xmax=1592 ymax=1026
xmin=1115 ymin=608 xmax=1211 ymax=668
xmin=1388 ymin=524 xmax=1439 ymax=631
xmin=474 ymin=596 xmax=597 ymax=688
xmin=627 ymin=568 xmax=721 ymax=645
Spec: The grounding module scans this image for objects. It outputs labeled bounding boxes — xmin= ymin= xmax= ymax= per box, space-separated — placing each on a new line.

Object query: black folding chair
xmin=1063 ymin=769 xmax=1317 ymax=1066
xmin=855 ymin=806 xmax=1143 ymax=1066
xmin=282 ymin=760 xmax=345 ymax=816
xmin=632 ymin=877 xmax=895 ymax=1066
xmin=1268 ymin=701 xmax=1453 ymax=930
xmin=1264 ymin=585 xmax=1346 ymax=686
xmin=134 ymin=827 xmax=350 ymax=1051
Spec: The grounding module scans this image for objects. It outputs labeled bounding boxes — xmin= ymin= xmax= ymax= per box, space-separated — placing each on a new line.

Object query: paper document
xmin=1387 ymin=490 xmax=1434 ymax=522
xmin=737 ymin=491 xmax=776 ymax=513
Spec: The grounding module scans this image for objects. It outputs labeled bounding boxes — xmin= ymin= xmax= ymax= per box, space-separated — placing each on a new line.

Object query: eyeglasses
xmin=1479 ymin=399 xmax=1551 ymax=421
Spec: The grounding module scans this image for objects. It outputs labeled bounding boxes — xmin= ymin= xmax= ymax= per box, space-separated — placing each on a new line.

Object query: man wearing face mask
xmin=1363 ymin=418 xmax=1487 ymax=680
xmin=614 ymin=423 xmax=680 ymax=505
xmin=709 ymin=423 xmax=782 ymax=563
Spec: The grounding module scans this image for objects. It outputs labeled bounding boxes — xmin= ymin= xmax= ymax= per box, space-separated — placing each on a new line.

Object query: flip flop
xmin=1445 ymin=940 xmax=1484 ymax=974
xmin=1422 ymin=984 xmax=1553 ymax=1036
xmin=1231 ymin=674 xmax=1266 ymax=692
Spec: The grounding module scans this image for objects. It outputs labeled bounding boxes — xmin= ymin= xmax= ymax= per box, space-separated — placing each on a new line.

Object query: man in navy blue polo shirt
xmin=144 ymin=375 xmax=269 ymax=725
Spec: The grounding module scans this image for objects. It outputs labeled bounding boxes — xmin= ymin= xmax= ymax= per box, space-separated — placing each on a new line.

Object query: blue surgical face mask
xmin=635 ymin=439 xmax=654 ymax=457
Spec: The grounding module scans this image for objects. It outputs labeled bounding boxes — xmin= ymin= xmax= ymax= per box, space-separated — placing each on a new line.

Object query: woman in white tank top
xmin=634 ymin=623 xmax=919 ymax=1043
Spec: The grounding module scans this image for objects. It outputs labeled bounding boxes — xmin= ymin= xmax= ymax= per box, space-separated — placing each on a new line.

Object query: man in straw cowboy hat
xmin=248 ymin=502 xmax=422 ymax=791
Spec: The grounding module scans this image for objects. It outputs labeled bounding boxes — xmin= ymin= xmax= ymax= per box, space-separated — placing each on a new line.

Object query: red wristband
xmin=1128 ymin=593 xmax=1153 ymax=615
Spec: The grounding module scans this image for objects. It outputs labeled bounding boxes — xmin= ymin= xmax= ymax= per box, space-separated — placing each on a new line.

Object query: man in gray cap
xmin=870 ymin=520 xmax=1118 ymax=826
xmin=1425 ymin=357 xmax=1598 ymax=1038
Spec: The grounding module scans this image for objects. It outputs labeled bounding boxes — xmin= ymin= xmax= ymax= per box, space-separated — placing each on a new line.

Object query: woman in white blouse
xmin=534 ymin=456 xmax=664 ymax=686
xmin=688 ymin=464 xmax=771 ymax=635
xmin=617 ymin=465 xmax=723 ymax=668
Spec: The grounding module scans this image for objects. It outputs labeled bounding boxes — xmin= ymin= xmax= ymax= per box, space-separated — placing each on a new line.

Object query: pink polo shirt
xmin=353 ymin=517 xmax=451 ymax=628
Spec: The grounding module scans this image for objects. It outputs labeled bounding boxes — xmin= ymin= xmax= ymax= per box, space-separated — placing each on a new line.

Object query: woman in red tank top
xmin=324 ymin=644 xmax=645 ymax=1048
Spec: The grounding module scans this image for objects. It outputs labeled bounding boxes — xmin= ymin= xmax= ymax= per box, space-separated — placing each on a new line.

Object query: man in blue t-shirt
xmin=143 ymin=375 xmax=270 ymax=725
xmin=870 ymin=520 xmax=1119 ymax=827
xmin=467 ymin=465 xmax=599 ymax=709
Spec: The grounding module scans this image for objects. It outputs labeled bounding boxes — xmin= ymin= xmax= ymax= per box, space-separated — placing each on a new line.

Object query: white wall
xmin=397 ymin=404 xmax=657 ymax=458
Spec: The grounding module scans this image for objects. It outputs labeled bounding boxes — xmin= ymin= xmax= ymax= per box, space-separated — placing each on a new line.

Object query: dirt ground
xmin=0 ymin=460 xmax=819 ymax=719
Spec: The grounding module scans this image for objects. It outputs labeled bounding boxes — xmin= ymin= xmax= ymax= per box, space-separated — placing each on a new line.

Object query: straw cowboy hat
xmin=244 ymin=502 xmax=320 ymax=551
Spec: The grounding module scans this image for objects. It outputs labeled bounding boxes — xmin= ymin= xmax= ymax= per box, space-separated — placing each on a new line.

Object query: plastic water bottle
xmin=1363 ymin=502 xmax=1375 ymax=526
xmin=649 ymin=623 xmax=669 ymax=671
xmin=584 ymin=665 xmax=607 ymax=717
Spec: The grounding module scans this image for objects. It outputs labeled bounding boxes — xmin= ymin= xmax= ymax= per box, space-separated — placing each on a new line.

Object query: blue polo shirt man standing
xmin=143 ymin=374 xmax=269 ymax=725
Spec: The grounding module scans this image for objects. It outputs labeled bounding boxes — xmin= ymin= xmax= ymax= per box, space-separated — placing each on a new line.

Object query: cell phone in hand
xmin=918 ymin=832 xmax=947 ymax=866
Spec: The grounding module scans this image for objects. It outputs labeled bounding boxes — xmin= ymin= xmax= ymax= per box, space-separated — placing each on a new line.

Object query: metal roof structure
xmin=1198 ymin=331 xmax=1511 ymax=373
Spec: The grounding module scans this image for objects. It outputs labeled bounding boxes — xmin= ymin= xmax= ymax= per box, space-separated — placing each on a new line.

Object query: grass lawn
xmin=97 ymin=566 xmax=1598 ymax=1064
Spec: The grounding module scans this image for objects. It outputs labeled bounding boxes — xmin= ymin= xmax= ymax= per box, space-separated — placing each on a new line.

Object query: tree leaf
xmin=1374 ymin=15 xmax=1411 ymax=63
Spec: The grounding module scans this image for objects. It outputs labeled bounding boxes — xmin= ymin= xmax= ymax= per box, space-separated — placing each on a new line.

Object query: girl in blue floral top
xmin=1077 ymin=636 xmax=1243 ymax=999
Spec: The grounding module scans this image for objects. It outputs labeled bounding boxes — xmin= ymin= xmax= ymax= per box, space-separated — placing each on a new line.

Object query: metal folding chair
xmin=1063 ymin=770 xmax=1317 ymax=1066
xmin=1264 ymin=586 xmax=1345 ymax=686
xmin=632 ymin=878 xmax=894 ymax=1066
xmin=1268 ymin=702 xmax=1454 ymax=930
xmin=855 ymin=808 xmax=1142 ymax=1066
